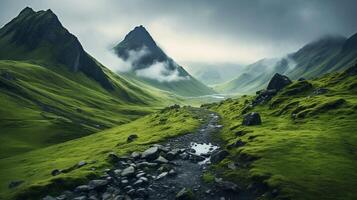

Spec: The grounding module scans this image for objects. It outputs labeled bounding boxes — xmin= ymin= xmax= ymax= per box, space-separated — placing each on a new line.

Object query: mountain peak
xmin=0 ymin=7 xmax=114 ymax=90
xmin=19 ymin=7 xmax=34 ymax=16
xmin=122 ymin=25 xmax=157 ymax=50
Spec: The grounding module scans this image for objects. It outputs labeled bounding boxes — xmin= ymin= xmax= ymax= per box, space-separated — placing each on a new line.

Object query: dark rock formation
xmin=267 ymin=73 xmax=292 ymax=91
xmin=210 ymin=150 xmax=229 ymax=164
xmin=242 ymin=112 xmax=262 ymax=126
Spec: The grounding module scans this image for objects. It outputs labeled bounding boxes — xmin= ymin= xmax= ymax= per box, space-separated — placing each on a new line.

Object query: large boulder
xmin=242 ymin=112 xmax=262 ymax=126
xmin=267 ymin=73 xmax=292 ymax=91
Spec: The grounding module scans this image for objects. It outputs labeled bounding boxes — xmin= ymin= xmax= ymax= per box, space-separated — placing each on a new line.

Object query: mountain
xmin=0 ymin=8 xmax=174 ymax=158
xmin=216 ymin=34 xmax=357 ymax=94
xmin=183 ymin=62 xmax=245 ymax=85
xmin=114 ymin=25 xmax=215 ymax=97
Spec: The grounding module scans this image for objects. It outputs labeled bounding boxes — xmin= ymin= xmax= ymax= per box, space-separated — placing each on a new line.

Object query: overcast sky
xmin=1 ymin=0 xmax=357 ymax=66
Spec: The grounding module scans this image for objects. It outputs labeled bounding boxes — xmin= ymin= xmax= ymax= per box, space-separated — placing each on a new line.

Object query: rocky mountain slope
xmin=114 ymin=25 xmax=215 ymax=97
xmin=216 ymin=34 xmax=357 ymax=94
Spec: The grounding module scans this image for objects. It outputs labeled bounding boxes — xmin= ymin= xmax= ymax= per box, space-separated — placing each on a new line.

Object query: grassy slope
xmin=204 ymin=69 xmax=357 ymax=199
xmin=0 ymin=106 xmax=202 ymax=199
xmin=0 ymin=60 xmax=175 ymax=158
xmin=121 ymin=72 xmax=216 ymax=97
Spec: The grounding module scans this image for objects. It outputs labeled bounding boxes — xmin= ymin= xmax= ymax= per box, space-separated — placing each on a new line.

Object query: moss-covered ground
xmin=0 ymin=106 xmax=202 ymax=199
xmin=204 ymin=68 xmax=357 ymax=200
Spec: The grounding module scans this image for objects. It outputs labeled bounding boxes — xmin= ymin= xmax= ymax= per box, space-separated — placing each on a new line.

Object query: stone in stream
xmin=88 ymin=179 xmax=108 ymax=189
xmin=168 ymin=169 xmax=177 ymax=176
xmin=166 ymin=149 xmax=180 ymax=160
xmin=131 ymin=151 xmax=141 ymax=159
xmin=154 ymin=156 xmax=169 ymax=164
xmin=73 ymin=196 xmax=87 ymax=200
xmin=242 ymin=112 xmax=262 ymax=126
xmin=175 ymin=188 xmax=194 ymax=200
xmin=227 ymin=139 xmax=245 ymax=149
xmin=156 ymin=172 xmax=168 ymax=180
xmin=43 ymin=196 xmax=56 ymax=200
xmin=75 ymin=185 xmax=91 ymax=192
xmin=210 ymin=150 xmax=229 ymax=164
xmin=121 ymin=166 xmax=135 ymax=177
xmin=141 ymin=147 xmax=160 ymax=161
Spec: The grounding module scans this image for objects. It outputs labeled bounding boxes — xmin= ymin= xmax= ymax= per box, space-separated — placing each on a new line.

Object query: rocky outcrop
xmin=267 ymin=73 xmax=292 ymax=91
xmin=242 ymin=112 xmax=262 ymax=126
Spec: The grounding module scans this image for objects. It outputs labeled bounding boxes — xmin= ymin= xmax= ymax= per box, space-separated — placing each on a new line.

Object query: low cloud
xmin=105 ymin=46 xmax=189 ymax=82
xmin=136 ymin=60 xmax=189 ymax=82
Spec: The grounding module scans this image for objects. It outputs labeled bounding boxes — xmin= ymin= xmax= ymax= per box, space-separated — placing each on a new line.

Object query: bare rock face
xmin=267 ymin=73 xmax=292 ymax=91
xmin=242 ymin=112 xmax=262 ymax=126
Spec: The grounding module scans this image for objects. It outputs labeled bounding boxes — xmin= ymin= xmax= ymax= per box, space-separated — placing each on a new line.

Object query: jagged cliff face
xmin=0 ymin=7 xmax=113 ymax=90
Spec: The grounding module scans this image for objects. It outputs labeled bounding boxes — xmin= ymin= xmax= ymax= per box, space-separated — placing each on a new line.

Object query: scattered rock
xmin=242 ymin=112 xmax=262 ymax=126
xmin=127 ymin=134 xmax=138 ymax=143
xmin=215 ymin=178 xmax=240 ymax=192
xmin=227 ymin=139 xmax=245 ymax=149
xmin=77 ymin=161 xmax=87 ymax=168
xmin=298 ymin=77 xmax=306 ymax=81
xmin=75 ymin=185 xmax=91 ymax=192
xmin=156 ymin=172 xmax=168 ymax=180
xmin=8 ymin=180 xmax=24 ymax=189
xmin=154 ymin=156 xmax=169 ymax=164
xmin=73 ymin=196 xmax=87 ymax=200
xmin=166 ymin=149 xmax=180 ymax=160
xmin=108 ymin=152 xmax=120 ymax=163
xmin=51 ymin=169 xmax=61 ymax=176
xmin=131 ymin=152 xmax=141 ymax=159
xmin=267 ymin=73 xmax=292 ymax=91
xmin=88 ymin=179 xmax=108 ymax=189
xmin=176 ymin=188 xmax=194 ymax=200
xmin=313 ymin=88 xmax=329 ymax=95
xmin=43 ymin=196 xmax=57 ymax=200
xmin=141 ymin=147 xmax=160 ymax=161
xmin=253 ymin=89 xmax=277 ymax=105
xmin=210 ymin=150 xmax=229 ymax=164
xmin=121 ymin=166 xmax=135 ymax=177
xmin=168 ymin=169 xmax=177 ymax=176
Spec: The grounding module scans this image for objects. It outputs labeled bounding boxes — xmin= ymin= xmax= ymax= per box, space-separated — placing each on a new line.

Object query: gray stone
xmin=73 ymin=196 xmax=87 ymax=200
xmin=156 ymin=172 xmax=168 ymax=180
xmin=210 ymin=150 xmax=229 ymax=164
xmin=131 ymin=152 xmax=141 ymax=159
xmin=242 ymin=112 xmax=262 ymax=126
xmin=154 ymin=156 xmax=168 ymax=164
xmin=51 ymin=169 xmax=61 ymax=176
xmin=77 ymin=161 xmax=87 ymax=168
xmin=43 ymin=196 xmax=56 ymax=200
xmin=141 ymin=147 xmax=160 ymax=161
xmin=75 ymin=185 xmax=91 ymax=192
xmin=121 ymin=166 xmax=135 ymax=177
xmin=175 ymin=188 xmax=193 ymax=200
xmin=88 ymin=179 xmax=108 ymax=189
xmin=215 ymin=178 xmax=240 ymax=192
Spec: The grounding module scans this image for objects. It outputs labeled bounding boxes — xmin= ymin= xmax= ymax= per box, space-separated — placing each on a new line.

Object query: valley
xmin=0 ymin=4 xmax=356 ymax=200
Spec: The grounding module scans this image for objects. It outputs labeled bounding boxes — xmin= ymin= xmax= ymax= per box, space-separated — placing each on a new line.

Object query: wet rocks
xmin=242 ymin=112 xmax=262 ymax=126
xmin=210 ymin=150 xmax=229 ymax=164
xmin=127 ymin=134 xmax=138 ymax=143
xmin=215 ymin=178 xmax=240 ymax=192
xmin=141 ymin=147 xmax=160 ymax=161
xmin=107 ymin=152 xmax=120 ymax=163
xmin=176 ymin=188 xmax=194 ymax=200
xmin=121 ymin=166 xmax=135 ymax=177
xmin=154 ymin=156 xmax=168 ymax=164
xmin=267 ymin=73 xmax=292 ymax=91
xmin=88 ymin=179 xmax=108 ymax=190
xmin=227 ymin=139 xmax=245 ymax=149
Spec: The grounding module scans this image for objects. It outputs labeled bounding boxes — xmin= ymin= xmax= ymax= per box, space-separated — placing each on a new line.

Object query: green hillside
xmin=0 ymin=8 xmax=176 ymax=158
xmin=203 ymin=64 xmax=357 ymax=199
xmin=216 ymin=35 xmax=357 ymax=94
xmin=0 ymin=106 xmax=202 ymax=200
